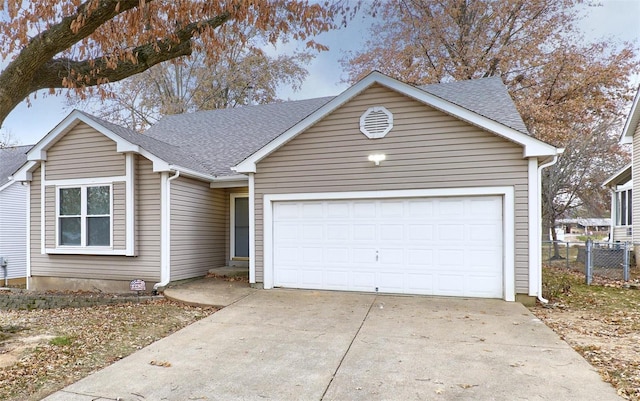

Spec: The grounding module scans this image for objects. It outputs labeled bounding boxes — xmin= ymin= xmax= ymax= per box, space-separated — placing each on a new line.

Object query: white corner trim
xmin=40 ymin=162 xmax=45 ymax=255
xmin=248 ymin=173 xmax=256 ymax=284
xmin=262 ymin=187 xmax=516 ymax=301
xmin=528 ymin=158 xmax=540 ymax=297
xmin=234 ymin=71 xmax=557 ymax=173
xmin=125 ymin=153 xmax=136 ymax=256
xmin=25 ymin=181 xmax=31 ymax=289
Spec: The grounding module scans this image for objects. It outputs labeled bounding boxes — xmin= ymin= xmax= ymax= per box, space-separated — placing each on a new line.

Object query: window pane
xmin=621 ymin=191 xmax=627 ymax=226
xmin=87 ymin=217 xmax=110 ymax=246
xmin=60 ymin=217 xmax=81 ymax=245
xmin=234 ymin=197 xmax=249 ymax=257
xmin=628 ymin=190 xmax=633 ymax=226
xmin=87 ymin=186 xmax=110 ymax=215
xmin=60 ymin=188 xmax=81 ymax=215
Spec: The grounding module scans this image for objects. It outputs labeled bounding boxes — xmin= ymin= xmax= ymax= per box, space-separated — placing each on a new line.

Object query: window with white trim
xmin=615 ymin=188 xmax=632 ymax=226
xmin=58 ymin=185 xmax=111 ymax=247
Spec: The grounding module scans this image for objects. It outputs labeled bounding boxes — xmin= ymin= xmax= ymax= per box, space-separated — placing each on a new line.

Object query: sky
xmin=2 ymin=0 xmax=640 ymax=146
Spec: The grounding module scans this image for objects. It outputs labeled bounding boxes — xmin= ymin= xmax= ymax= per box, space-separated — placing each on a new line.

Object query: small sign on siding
xmin=130 ymin=279 xmax=146 ymax=292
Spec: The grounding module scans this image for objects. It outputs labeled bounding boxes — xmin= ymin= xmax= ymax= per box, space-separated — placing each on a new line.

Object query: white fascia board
xmin=620 ymin=87 xmax=640 ymax=144
xmin=235 ymin=72 xmax=557 ymax=172
xmin=210 ymin=175 xmax=249 ymax=188
xmin=166 ymin=165 xmax=218 ymax=182
xmin=602 ymin=163 xmax=632 ymax=188
xmin=11 ymin=161 xmax=37 ymax=182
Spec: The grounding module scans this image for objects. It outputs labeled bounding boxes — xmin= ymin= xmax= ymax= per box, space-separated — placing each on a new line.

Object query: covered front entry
xmin=269 ymin=195 xmax=505 ymax=298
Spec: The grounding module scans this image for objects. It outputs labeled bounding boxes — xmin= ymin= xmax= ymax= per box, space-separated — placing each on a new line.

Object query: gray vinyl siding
xmin=46 ymin=122 xmax=125 ymax=180
xmin=30 ymin=156 xmax=162 ymax=282
xmin=613 ymin=226 xmax=632 ymax=242
xmin=0 ymin=182 xmax=27 ymax=279
xmin=254 ymin=83 xmax=530 ymax=292
xmin=113 ymin=181 xmax=126 ymax=249
xmin=170 ymin=176 xmax=226 ymax=281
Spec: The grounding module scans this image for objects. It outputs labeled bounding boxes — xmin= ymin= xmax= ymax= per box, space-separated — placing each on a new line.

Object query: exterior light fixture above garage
xmin=368 ymin=154 xmax=386 ymax=165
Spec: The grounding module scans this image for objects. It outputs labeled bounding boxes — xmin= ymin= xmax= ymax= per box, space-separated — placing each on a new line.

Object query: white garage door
xmin=272 ymin=196 xmax=503 ymax=298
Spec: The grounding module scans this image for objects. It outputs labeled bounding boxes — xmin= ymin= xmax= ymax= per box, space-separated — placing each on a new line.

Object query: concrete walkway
xmin=43 ymin=287 xmax=622 ymax=401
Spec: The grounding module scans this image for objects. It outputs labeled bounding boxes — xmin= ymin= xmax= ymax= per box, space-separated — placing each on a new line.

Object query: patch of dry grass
xmin=532 ymin=266 xmax=640 ymax=400
xmin=0 ymin=299 xmax=216 ymax=401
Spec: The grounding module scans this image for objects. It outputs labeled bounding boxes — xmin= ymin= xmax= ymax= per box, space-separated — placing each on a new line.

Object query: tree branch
xmin=30 ymin=14 xmax=230 ymax=90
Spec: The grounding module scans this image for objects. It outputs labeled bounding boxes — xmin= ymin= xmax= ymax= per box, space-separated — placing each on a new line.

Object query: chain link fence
xmin=542 ymin=240 xmax=636 ymax=283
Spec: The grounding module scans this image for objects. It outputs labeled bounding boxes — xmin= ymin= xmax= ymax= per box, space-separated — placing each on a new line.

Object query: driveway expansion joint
xmin=320 ymin=294 xmax=378 ymax=400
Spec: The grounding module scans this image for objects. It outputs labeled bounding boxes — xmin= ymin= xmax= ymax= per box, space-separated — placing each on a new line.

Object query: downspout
xmin=154 ymin=170 xmax=180 ymax=292
xmin=537 ymin=153 xmax=561 ymax=304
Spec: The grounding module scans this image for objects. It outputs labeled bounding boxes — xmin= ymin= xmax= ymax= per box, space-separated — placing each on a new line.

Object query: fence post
xmin=623 ymin=242 xmax=630 ymax=282
xmin=585 ymin=239 xmax=593 ymax=285
xmin=566 ymin=242 xmax=569 ymax=269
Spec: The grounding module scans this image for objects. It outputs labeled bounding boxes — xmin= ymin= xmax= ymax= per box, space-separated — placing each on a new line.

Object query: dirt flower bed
xmin=531 ymin=266 xmax=640 ymax=400
xmin=0 ymin=298 xmax=216 ymax=401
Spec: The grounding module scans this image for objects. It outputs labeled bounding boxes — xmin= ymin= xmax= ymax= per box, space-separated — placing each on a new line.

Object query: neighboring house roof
xmin=603 ymin=163 xmax=632 ymax=188
xmin=144 ymin=97 xmax=334 ymax=177
xmin=557 ymin=218 xmax=611 ymax=227
xmin=419 ymin=76 xmax=529 ymax=134
xmin=0 ymin=145 xmax=32 ymax=188
xmin=620 ymin=85 xmax=640 ymax=144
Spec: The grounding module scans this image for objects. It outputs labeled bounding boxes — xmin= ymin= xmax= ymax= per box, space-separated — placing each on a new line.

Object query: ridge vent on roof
xmin=360 ymin=106 xmax=393 ymax=139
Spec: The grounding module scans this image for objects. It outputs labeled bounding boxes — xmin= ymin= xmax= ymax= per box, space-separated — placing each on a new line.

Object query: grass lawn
xmin=531 ymin=266 xmax=640 ymax=400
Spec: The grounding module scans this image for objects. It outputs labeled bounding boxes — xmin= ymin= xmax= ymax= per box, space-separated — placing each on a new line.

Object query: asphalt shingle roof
xmin=420 ymin=76 xmax=529 ymax=134
xmin=144 ymin=97 xmax=334 ymax=176
xmin=0 ymin=145 xmax=33 ymax=187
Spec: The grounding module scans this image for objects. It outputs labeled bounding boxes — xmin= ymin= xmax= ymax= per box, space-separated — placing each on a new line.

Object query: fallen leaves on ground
xmin=0 ymin=299 xmax=216 ymax=401
xmin=531 ymin=266 xmax=640 ymax=400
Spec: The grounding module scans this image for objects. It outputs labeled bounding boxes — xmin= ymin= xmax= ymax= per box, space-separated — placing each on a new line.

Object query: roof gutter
xmin=536 ymin=152 xmax=562 ymax=304
xmin=154 ymin=170 xmax=180 ymax=292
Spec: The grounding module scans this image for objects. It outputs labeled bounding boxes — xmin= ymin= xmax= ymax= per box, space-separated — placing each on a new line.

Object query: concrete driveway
xmin=44 ymin=290 xmax=621 ymax=401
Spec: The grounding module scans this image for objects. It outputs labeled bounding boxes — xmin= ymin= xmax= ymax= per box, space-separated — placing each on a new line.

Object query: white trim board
xmin=262 ymin=186 xmax=516 ymax=301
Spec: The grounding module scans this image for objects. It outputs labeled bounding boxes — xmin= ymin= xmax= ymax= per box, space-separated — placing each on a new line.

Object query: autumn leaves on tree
xmin=0 ymin=0 xmax=344 ymax=127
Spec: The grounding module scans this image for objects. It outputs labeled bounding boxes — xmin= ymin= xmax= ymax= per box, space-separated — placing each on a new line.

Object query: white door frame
xmin=263 ymin=187 xmax=515 ymax=301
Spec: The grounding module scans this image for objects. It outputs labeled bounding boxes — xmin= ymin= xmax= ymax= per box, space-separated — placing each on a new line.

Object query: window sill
xmin=46 ymin=247 xmax=129 ymax=256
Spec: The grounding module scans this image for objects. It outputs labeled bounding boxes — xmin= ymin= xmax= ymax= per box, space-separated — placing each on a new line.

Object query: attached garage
xmin=271 ymin=195 xmax=503 ymax=297
xmin=235 ymin=72 xmax=560 ymax=303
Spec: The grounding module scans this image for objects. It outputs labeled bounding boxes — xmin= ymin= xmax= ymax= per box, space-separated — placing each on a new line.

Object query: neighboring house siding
xmin=613 ymin=226 xmax=632 ymax=242
xmin=170 ymin=176 xmax=226 ymax=281
xmin=46 ymin=122 xmax=125 ymax=180
xmin=635 ymin=134 xmax=640 ymax=245
xmin=0 ymin=182 xmax=27 ymax=279
xmin=30 ymin=156 xmax=162 ymax=281
xmin=254 ymin=84 xmax=530 ymax=291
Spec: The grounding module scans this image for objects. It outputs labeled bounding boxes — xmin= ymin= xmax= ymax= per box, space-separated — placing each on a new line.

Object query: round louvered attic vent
xmin=359 ymin=106 xmax=393 ymax=139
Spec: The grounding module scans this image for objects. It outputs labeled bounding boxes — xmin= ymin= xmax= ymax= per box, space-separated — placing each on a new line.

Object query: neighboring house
xmin=603 ymin=164 xmax=632 ymax=242
xmin=0 ymin=145 xmax=32 ymax=286
xmin=555 ymin=218 xmax=612 ymax=236
xmin=617 ymin=85 xmax=640 ymax=250
xmin=13 ymin=71 xmax=560 ymax=302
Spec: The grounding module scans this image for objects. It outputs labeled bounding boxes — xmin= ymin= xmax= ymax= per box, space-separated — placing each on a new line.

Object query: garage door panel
xmin=351 ymin=271 xmax=376 ymax=291
xmin=272 ymin=196 xmax=503 ymax=298
xmin=353 ymin=202 xmax=376 ymax=218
